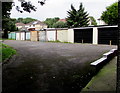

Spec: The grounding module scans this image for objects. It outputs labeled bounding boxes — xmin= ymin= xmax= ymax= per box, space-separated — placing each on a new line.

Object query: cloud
xmin=10 ymin=0 xmax=117 ymax=21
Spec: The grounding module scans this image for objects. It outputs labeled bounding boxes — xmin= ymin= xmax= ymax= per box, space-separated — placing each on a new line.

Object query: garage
xmin=8 ymin=33 xmax=12 ymax=39
xmin=39 ymin=31 xmax=46 ymax=42
xmin=16 ymin=32 xmax=21 ymax=40
xmin=26 ymin=31 xmax=31 ymax=40
xmin=74 ymin=28 xmax=93 ymax=43
xmin=46 ymin=29 xmax=56 ymax=41
xmin=30 ymin=31 xmax=39 ymax=41
xmin=57 ymin=29 xmax=68 ymax=42
xmin=10 ymin=32 xmax=16 ymax=40
xmin=98 ymin=26 xmax=118 ymax=45
xmin=20 ymin=31 xmax=26 ymax=40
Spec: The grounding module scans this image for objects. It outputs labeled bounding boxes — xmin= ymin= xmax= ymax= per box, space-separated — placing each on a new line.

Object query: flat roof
xmin=73 ymin=25 xmax=118 ymax=30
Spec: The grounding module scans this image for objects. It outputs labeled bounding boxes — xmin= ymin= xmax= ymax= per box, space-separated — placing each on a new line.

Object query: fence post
xmin=110 ymin=40 xmax=112 ymax=45
xmin=82 ymin=39 xmax=84 ymax=43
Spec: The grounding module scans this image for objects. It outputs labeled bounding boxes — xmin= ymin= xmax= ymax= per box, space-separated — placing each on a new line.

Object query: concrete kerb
xmin=90 ymin=49 xmax=117 ymax=72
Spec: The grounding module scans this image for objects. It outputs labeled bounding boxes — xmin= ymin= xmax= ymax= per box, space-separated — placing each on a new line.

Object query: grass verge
xmin=1 ymin=43 xmax=16 ymax=62
xmin=81 ymin=57 xmax=117 ymax=92
xmin=47 ymin=40 xmax=72 ymax=43
xmin=0 ymin=38 xmax=15 ymax=40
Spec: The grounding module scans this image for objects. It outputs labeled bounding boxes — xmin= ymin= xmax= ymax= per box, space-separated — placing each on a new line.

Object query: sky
xmin=10 ymin=0 xmax=117 ymax=22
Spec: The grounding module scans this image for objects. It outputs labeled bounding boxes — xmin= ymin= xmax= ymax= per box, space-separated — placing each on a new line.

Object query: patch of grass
xmin=48 ymin=40 xmax=61 ymax=43
xmin=47 ymin=40 xmax=72 ymax=43
xmin=0 ymin=38 xmax=15 ymax=40
xmin=1 ymin=43 xmax=16 ymax=62
xmin=81 ymin=57 xmax=117 ymax=92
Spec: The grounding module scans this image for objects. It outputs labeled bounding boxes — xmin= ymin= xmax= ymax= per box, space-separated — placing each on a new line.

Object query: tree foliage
xmin=89 ymin=16 xmax=97 ymax=26
xmin=67 ymin=3 xmax=89 ymax=28
xmin=2 ymin=1 xmax=46 ymax=38
xmin=2 ymin=2 xmax=17 ymax=38
xmin=16 ymin=17 xmax=37 ymax=24
xmin=44 ymin=17 xmax=60 ymax=28
xmin=3 ymin=18 xmax=18 ymax=31
xmin=101 ymin=2 xmax=118 ymax=25
xmin=53 ymin=21 xmax=68 ymax=28
xmin=15 ymin=0 xmax=46 ymax=13
xmin=2 ymin=2 xmax=13 ymax=19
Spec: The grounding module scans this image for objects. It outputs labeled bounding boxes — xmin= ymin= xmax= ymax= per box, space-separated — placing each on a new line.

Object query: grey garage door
xmin=98 ymin=27 xmax=118 ymax=45
xmin=74 ymin=28 xmax=93 ymax=43
xmin=39 ymin=31 xmax=46 ymax=42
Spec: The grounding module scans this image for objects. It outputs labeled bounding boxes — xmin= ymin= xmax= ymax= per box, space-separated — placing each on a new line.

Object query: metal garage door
xmin=21 ymin=32 xmax=25 ymax=40
xmin=11 ymin=32 xmax=16 ymax=40
xmin=16 ymin=32 xmax=21 ymax=40
xmin=39 ymin=31 xmax=46 ymax=42
xmin=46 ymin=31 xmax=56 ymax=41
xmin=26 ymin=32 xmax=30 ymax=40
xmin=8 ymin=33 xmax=12 ymax=39
xmin=98 ymin=27 xmax=118 ymax=45
xmin=74 ymin=28 xmax=93 ymax=43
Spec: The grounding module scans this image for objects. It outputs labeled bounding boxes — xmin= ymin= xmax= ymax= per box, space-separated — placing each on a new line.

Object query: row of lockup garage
xmin=8 ymin=25 xmax=118 ymax=45
xmin=8 ymin=28 xmax=68 ymax=42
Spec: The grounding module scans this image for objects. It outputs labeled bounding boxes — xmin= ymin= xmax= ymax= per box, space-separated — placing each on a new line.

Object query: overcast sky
xmin=10 ymin=0 xmax=117 ymax=22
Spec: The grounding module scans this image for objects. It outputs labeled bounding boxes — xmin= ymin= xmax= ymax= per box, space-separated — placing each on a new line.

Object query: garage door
xmin=31 ymin=31 xmax=39 ymax=41
xmin=74 ymin=28 xmax=93 ymax=43
xmin=11 ymin=32 xmax=16 ymax=40
xmin=8 ymin=33 xmax=12 ymax=39
xmin=21 ymin=32 xmax=25 ymax=40
xmin=39 ymin=31 xmax=46 ymax=42
xmin=98 ymin=27 xmax=118 ymax=45
xmin=16 ymin=32 xmax=21 ymax=40
xmin=46 ymin=31 xmax=56 ymax=41
xmin=26 ymin=32 xmax=30 ymax=40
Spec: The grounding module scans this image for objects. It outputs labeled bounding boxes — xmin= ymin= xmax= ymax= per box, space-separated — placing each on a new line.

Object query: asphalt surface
xmin=2 ymin=40 xmax=117 ymax=93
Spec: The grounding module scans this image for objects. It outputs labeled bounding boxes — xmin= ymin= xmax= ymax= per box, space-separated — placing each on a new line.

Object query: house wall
xmin=35 ymin=25 xmax=47 ymax=30
xmin=68 ymin=29 xmax=74 ymax=43
xmin=25 ymin=25 xmax=29 ymax=28
xmin=17 ymin=26 xmax=23 ymax=29
xmin=97 ymin=20 xmax=107 ymax=25
xmin=57 ymin=30 xmax=68 ymax=42
xmin=46 ymin=30 xmax=56 ymax=41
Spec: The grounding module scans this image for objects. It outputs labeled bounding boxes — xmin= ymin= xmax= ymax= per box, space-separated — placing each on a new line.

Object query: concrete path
xmin=2 ymin=40 xmax=117 ymax=93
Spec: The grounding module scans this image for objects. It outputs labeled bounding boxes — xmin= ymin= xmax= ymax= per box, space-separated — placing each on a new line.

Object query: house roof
xmin=58 ymin=19 xmax=66 ymax=22
xmin=25 ymin=21 xmax=47 ymax=26
xmin=16 ymin=23 xmax=25 ymax=26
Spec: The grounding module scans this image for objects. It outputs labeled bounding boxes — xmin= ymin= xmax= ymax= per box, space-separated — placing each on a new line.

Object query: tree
xmin=101 ymin=2 xmax=118 ymax=25
xmin=15 ymin=0 xmax=46 ymax=13
xmin=2 ymin=2 xmax=13 ymax=38
xmin=17 ymin=18 xmax=24 ymax=23
xmin=2 ymin=0 xmax=46 ymax=38
xmin=89 ymin=16 xmax=97 ymax=26
xmin=53 ymin=21 xmax=68 ymax=28
xmin=4 ymin=18 xmax=18 ymax=31
xmin=16 ymin=17 xmax=37 ymax=24
xmin=44 ymin=17 xmax=60 ymax=28
xmin=66 ymin=3 xmax=89 ymax=28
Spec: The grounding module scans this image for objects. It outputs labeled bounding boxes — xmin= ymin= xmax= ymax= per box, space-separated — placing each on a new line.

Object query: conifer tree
xmin=67 ymin=3 xmax=89 ymax=28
